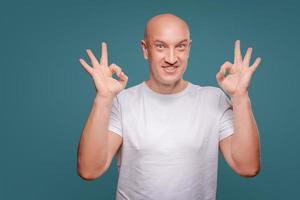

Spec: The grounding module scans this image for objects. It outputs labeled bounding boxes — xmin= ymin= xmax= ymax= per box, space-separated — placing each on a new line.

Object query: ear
xmin=187 ymin=39 xmax=192 ymax=58
xmin=140 ymin=39 xmax=149 ymax=60
xmin=188 ymin=39 xmax=192 ymax=49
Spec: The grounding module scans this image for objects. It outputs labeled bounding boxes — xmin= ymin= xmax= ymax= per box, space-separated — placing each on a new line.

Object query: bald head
xmin=144 ymin=13 xmax=190 ymax=42
xmin=140 ymin=13 xmax=192 ymax=87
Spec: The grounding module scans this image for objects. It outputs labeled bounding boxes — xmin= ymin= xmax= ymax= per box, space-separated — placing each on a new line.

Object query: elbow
xmin=237 ymin=166 xmax=261 ymax=178
xmin=77 ymin=170 xmax=100 ymax=181
xmin=77 ymin=163 xmax=107 ymax=181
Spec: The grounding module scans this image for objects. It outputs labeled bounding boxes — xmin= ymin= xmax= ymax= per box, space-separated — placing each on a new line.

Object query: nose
xmin=164 ymin=48 xmax=178 ymax=65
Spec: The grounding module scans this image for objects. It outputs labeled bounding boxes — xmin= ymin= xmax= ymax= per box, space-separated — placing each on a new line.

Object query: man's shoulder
xmin=115 ymin=82 xmax=144 ymax=99
xmin=115 ymin=81 xmax=224 ymax=100
xmin=190 ymin=82 xmax=222 ymax=96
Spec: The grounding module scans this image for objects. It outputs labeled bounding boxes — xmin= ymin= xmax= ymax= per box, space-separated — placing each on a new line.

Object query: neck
xmin=145 ymin=79 xmax=188 ymax=94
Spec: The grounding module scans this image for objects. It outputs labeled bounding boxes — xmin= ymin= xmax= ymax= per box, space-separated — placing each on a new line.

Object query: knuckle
xmin=225 ymin=61 xmax=231 ymax=65
xmin=109 ymin=64 xmax=116 ymax=70
xmin=116 ymin=65 xmax=121 ymax=71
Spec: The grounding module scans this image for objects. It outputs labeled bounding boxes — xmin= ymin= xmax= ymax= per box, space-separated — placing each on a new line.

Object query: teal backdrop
xmin=1 ymin=0 xmax=299 ymax=199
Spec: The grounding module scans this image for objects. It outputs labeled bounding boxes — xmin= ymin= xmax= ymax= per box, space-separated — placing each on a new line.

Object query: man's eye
xmin=177 ymin=44 xmax=186 ymax=49
xmin=155 ymin=44 xmax=165 ymax=49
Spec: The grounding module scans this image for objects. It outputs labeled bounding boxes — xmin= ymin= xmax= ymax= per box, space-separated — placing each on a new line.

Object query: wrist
xmin=94 ymin=94 xmax=114 ymax=106
xmin=95 ymin=92 xmax=115 ymax=100
xmin=231 ymin=93 xmax=251 ymax=107
xmin=231 ymin=92 xmax=249 ymax=99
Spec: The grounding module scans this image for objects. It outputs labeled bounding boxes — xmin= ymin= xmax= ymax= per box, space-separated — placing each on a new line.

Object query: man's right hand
xmin=79 ymin=42 xmax=128 ymax=98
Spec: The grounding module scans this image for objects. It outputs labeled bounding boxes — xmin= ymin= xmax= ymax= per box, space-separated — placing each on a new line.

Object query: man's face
xmin=141 ymin=20 xmax=192 ymax=85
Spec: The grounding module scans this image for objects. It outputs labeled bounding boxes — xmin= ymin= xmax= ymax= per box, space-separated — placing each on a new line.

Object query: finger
xmin=216 ymin=61 xmax=233 ymax=82
xmin=86 ymin=49 xmax=100 ymax=66
xmin=234 ymin=40 xmax=242 ymax=64
xmin=109 ymin=64 xmax=122 ymax=76
xmin=221 ymin=61 xmax=233 ymax=75
xmin=100 ymin=42 xmax=108 ymax=67
xmin=250 ymin=57 xmax=261 ymax=73
xmin=243 ymin=47 xmax=253 ymax=67
xmin=119 ymin=71 xmax=129 ymax=88
xmin=110 ymin=64 xmax=128 ymax=88
xmin=79 ymin=58 xmax=93 ymax=75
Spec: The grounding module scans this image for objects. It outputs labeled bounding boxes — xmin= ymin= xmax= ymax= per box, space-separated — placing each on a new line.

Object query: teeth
xmin=164 ymin=66 xmax=177 ymax=72
xmin=163 ymin=66 xmax=176 ymax=68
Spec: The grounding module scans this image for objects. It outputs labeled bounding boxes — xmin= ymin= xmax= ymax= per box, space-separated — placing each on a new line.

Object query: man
xmin=77 ymin=13 xmax=261 ymax=200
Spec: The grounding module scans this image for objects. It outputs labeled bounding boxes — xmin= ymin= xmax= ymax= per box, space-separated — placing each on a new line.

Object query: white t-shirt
xmin=108 ymin=81 xmax=234 ymax=200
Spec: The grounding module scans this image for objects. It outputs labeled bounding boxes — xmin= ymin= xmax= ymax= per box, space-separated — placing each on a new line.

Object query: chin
xmin=158 ymin=76 xmax=182 ymax=86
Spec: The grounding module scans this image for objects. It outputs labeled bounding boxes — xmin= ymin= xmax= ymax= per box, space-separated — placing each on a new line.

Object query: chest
xmin=121 ymin=96 xmax=218 ymax=152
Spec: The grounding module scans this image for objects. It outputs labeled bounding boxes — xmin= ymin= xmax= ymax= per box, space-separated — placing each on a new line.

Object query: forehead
xmin=146 ymin=20 xmax=190 ymax=44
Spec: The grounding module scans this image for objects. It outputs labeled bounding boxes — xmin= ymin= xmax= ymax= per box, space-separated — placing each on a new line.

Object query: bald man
xmin=77 ymin=13 xmax=261 ymax=200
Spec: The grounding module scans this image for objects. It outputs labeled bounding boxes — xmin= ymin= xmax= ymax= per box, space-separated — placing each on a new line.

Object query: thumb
xmin=118 ymin=71 xmax=128 ymax=89
xmin=216 ymin=61 xmax=233 ymax=83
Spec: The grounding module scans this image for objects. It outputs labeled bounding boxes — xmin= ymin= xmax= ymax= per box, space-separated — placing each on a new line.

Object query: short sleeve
xmin=108 ymin=96 xmax=123 ymax=137
xmin=217 ymin=89 xmax=234 ymax=141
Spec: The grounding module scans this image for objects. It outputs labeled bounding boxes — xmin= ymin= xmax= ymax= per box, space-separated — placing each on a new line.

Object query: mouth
xmin=162 ymin=65 xmax=179 ymax=73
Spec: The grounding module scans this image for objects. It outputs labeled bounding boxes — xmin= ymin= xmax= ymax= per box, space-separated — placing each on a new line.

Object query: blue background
xmin=1 ymin=0 xmax=299 ymax=199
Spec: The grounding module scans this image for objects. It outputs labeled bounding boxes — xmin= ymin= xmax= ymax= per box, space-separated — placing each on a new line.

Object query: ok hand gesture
xmin=216 ymin=40 xmax=261 ymax=97
xmin=79 ymin=42 xmax=128 ymax=98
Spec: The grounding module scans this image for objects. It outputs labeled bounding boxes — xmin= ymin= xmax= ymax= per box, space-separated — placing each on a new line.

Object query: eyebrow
xmin=153 ymin=39 xmax=188 ymax=45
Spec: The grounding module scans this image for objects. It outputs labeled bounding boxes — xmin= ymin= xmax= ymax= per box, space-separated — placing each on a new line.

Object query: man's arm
xmin=77 ymin=96 xmax=122 ymax=180
xmin=216 ymin=40 xmax=261 ymax=177
xmin=77 ymin=42 xmax=128 ymax=180
xmin=219 ymin=93 xmax=261 ymax=177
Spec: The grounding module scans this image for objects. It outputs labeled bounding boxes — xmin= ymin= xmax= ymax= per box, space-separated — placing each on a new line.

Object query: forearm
xmin=230 ymin=93 xmax=261 ymax=174
xmin=77 ymin=95 xmax=114 ymax=177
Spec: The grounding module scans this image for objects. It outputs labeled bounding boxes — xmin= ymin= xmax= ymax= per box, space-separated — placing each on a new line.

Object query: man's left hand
xmin=216 ymin=40 xmax=261 ymax=97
